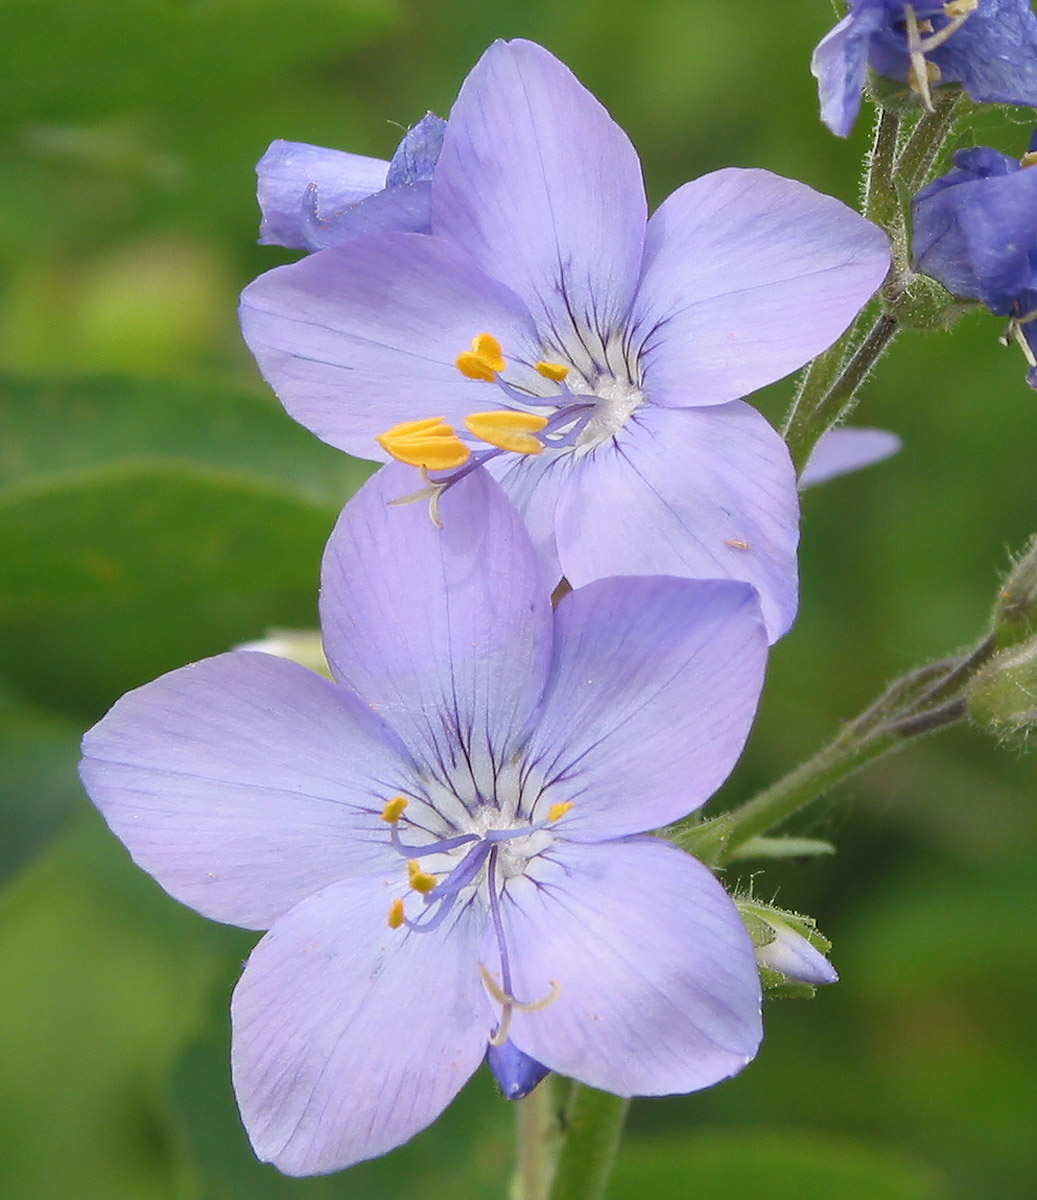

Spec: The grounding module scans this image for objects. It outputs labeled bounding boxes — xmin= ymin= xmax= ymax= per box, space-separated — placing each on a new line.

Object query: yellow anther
xmin=381 ymin=796 xmax=409 ymax=824
xmin=943 ymin=0 xmax=977 ymax=17
xmin=464 ymin=410 xmax=549 ymax=456
xmin=547 ymin=801 xmax=574 ymax=822
xmin=1022 ymin=152 xmax=1037 ymax=170
xmin=375 ymin=417 xmax=471 ymax=471
xmin=456 ymin=332 xmax=506 ymax=381
xmin=407 ymin=859 xmax=438 ymax=894
xmin=388 ymin=898 xmax=405 ymax=929
xmin=536 ymin=360 xmax=570 ymax=382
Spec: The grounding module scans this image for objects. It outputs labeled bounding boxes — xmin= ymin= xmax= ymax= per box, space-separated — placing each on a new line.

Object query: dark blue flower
xmin=912 ymin=136 xmax=1037 ymax=385
xmin=813 ymin=1 xmax=1037 ymax=137
xmin=257 ymin=113 xmax=446 ymax=251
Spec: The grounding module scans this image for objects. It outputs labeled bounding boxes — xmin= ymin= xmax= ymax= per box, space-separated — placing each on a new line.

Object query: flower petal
xmin=257 ymin=140 xmax=388 ymax=249
xmin=484 ymin=446 xmax=578 ymax=584
xmin=523 ymin=576 xmax=767 ymax=839
xmin=79 ymin=652 xmax=413 ymax=930
xmin=320 ymin=465 xmax=553 ymax=795
xmin=239 ymin=231 xmax=540 ymax=459
xmin=232 ymin=872 xmax=490 ymax=1175
xmin=799 ymin=426 xmax=901 ymax=488
xmin=810 ymin=11 xmax=880 ymax=138
xmin=433 ymin=39 xmax=647 ymax=366
xmin=631 ymin=168 xmax=889 ymax=407
xmin=555 ymin=403 xmax=800 ymax=642
xmin=503 ymin=838 xmax=762 ymax=1096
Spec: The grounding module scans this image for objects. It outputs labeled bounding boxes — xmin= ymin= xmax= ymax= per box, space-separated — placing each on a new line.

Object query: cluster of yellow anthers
xmin=380 ymin=794 xmax=574 ymax=931
xmin=375 ymin=333 xmax=571 ymax=471
xmin=905 ymin=0 xmax=979 ymax=108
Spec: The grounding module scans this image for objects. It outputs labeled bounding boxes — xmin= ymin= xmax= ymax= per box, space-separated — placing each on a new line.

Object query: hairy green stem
xmin=546 ymin=1086 xmax=629 ymax=1200
xmin=513 ymin=1079 xmax=560 ymax=1200
xmin=784 ymin=312 xmax=900 ymax=472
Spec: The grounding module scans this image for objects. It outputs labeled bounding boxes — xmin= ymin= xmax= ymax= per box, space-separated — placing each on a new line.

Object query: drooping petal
xmin=502 ymin=838 xmax=762 ymax=1096
xmin=810 ymin=9 xmax=882 ymax=138
xmin=240 ymin=232 xmax=540 ymax=458
xmin=320 ymin=465 xmax=553 ymax=798
xmin=256 ymin=140 xmax=388 ymax=249
xmin=522 ymin=576 xmax=767 ymax=839
xmin=232 ymin=872 xmax=490 ymax=1175
xmin=433 ymin=39 xmax=647 ymax=370
xmin=555 ymin=403 xmax=800 ymax=642
xmin=300 ymin=182 xmax=435 ymax=252
xmin=630 ymin=168 xmax=889 ymax=408
xmin=79 ymin=652 xmax=413 ymax=930
xmin=799 ymin=426 xmax=901 ymax=488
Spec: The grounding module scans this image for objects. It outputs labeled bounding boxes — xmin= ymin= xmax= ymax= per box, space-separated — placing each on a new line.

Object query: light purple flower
xmin=240 ymin=39 xmax=890 ymax=643
xmin=257 ymin=113 xmax=445 ymax=251
xmin=79 ymin=465 xmax=770 ymax=1176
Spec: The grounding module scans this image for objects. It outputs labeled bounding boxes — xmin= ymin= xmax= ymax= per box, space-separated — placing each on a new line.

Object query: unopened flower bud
xmin=737 ymin=900 xmax=838 ymax=992
xmin=967 ymin=636 xmax=1037 ymax=740
xmin=992 ymin=536 xmax=1037 ymax=646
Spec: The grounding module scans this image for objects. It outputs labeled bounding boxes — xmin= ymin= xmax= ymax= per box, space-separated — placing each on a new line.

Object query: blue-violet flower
xmin=257 ymin=113 xmax=445 ymax=251
xmin=80 ymin=464 xmax=770 ymax=1176
xmin=913 ymin=136 xmax=1037 ymax=386
xmin=813 ymin=1 xmax=1037 ymax=138
xmin=240 ymin=39 xmax=889 ymax=643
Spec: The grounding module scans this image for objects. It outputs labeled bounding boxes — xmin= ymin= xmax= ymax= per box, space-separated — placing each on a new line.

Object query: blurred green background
xmin=2 ymin=1 xmax=1036 ymax=1197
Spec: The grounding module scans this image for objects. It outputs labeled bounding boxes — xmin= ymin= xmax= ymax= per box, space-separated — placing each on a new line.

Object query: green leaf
xmin=0 ymin=374 xmax=372 ymax=509
xmin=609 ymin=1130 xmax=944 ymax=1200
xmin=727 ymin=835 xmax=836 ymax=862
xmin=0 ymin=376 xmax=375 ymax=717
xmin=0 ymin=815 xmax=229 ymax=1200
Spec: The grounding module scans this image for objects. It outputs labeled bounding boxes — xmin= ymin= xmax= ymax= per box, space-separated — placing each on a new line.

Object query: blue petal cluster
xmin=813 ymin=0 xmax=1037 ymax=137
xmin=913 ymin=136 xmax=1037 ymax=386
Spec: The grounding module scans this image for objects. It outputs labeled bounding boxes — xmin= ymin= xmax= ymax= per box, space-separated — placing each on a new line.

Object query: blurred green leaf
xmin=0 ymin=691 xmax=83 ymax=883
xmin=609 ymin=1130 xmax=944 ymax=1200
xmin=0 ymin=376 xmax=373 ymax=717
xmin=0 ymin=814 xmax=226 ymax=1200
xmin=0 ymin=374 xmax=371 ymax=507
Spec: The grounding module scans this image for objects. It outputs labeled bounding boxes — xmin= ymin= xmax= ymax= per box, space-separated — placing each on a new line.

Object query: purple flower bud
xmin=755 ymin=920 xmax=839 ymax=987
xmin=486 ymin=1040 xmax=551 ymax=1100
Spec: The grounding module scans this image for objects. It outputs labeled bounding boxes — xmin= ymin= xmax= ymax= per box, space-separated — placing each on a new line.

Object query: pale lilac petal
xmin=232 ymin=873 xmax=490 ymax=1175
xmin=502 ymin=838 xmax=762 ymax=1095
xmin=433 ymin=39 xmax=647 ymax=366
xmin=555 ymin=403 xmax=799 ymax=642
xmin=239 ymin=232 xmax=539 ymax=458
xmin=631 ymin=169 xmax=889 ymax=407
xmin=756 ymin=923 xmax=838 ymax=986
xmin=522 ymin=577 xmax=767 ymax=839
xmin=257 ymin=140 xmax=388 ymax=249
xmin=799 ymin=426 xmax=901 ymax=488
xmin=484 ymin=447 xmax=578 ymax=585
xmin=79 ymin=653 xmax=412 ymax=930
xmin=320 ymin=465 xmax=553 ymax=794
xmin=385 ymin=113 xmax=446 ymax=187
